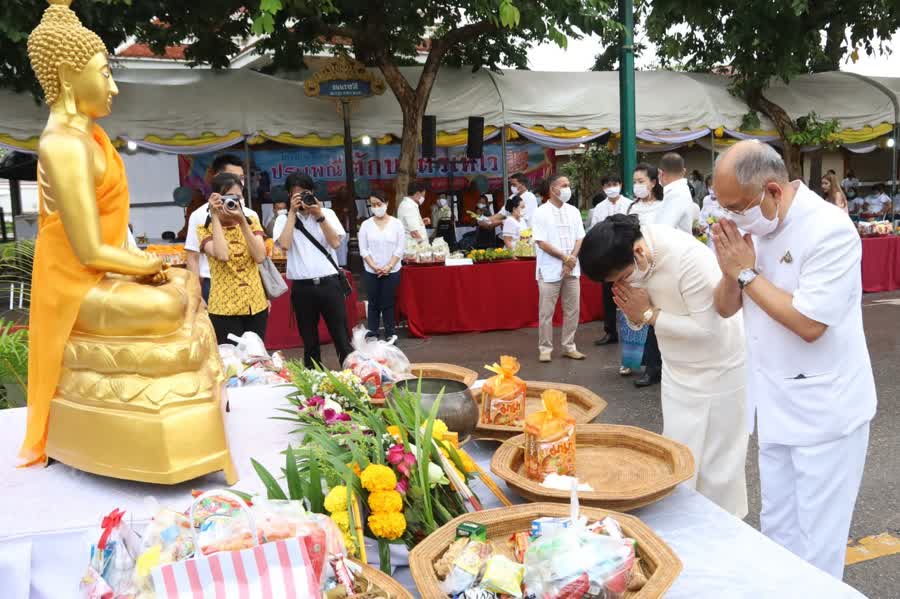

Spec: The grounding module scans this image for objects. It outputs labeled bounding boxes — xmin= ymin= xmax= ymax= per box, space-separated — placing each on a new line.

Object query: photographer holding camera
xmin=197 ymin=172 xmax=269 ymax=345
xmin=274 ymin=173 xmax=353 ymax=368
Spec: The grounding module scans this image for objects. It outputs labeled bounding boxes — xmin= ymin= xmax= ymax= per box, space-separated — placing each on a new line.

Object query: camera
xmin=301 ymin=191 xmax=317 ymax=206
xmin=221 ymin=195 xmax=240 ymax=211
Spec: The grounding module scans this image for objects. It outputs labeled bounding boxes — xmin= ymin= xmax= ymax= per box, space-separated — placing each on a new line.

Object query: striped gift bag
xmin=151 ymin=536 xmax=319 ymax=599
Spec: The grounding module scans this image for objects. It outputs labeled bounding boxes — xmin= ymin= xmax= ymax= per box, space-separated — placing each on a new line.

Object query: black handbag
xmin=295 ymin=218 xmax=353 ymax=297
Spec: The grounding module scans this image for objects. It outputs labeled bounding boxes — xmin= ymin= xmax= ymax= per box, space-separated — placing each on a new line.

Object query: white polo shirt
xmin=184 ymin=203 xmax=260 ymax=278
xmin=397 ymin=197 xmax=426 ymax=243
xmin=531 ymin=200 xmax=586 ymax=283
xmin=519 ymin=190 xmax=539 ymax=226
xmin=657 ymin=178 xmax=695 ymax=234
xmin=589 ymin=196 xmax=633 ymax=228
xmin=742 ymin=182 xmax=876 ymax=447
xmin=273 ymin=208 xmax=345 ymax=280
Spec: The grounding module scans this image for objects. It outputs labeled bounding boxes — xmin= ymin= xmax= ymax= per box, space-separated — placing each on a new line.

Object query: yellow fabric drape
xmin=833 ymin=123 xmax=893 ymax=144
xmin=20 ymin=125 xmax=129 ymax=466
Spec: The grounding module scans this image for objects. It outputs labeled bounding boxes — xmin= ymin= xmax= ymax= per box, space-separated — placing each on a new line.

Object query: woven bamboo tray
xmin=408 ymin=363 xmax=479 ymax=388
xmin=352 ymin=560 xmax=415 ymax=598
xmin=408 ymin=503 xmax=681 ymax=598
xmin=490 ymin=424 xmax=695 ymax=511
xmin=473 ymin=380 xmax=607 ymax=441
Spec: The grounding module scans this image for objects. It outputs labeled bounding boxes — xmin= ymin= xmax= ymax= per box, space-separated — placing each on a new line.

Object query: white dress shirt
xmin=531 ymin=201 xmax=586 ymax=283
xmin=589 ymin=197 xmax=633 ymax=228
xmin=184 ymin=203 xmax=260 ymax=278
xmin=742 ymin=183 xmax=877 ymax=446
xmin=273 ymin=208 xmax=346 ymax=280
xmin=519 ymin=190 xmax=539 ymax=225
xmin=502 ymin=215 xmax=525 ymax=244
xmin=397 ymin=197 xmax=426 ymax=243
xmin=358 ymin=216 xmax=405 ymax=275
xmin=656 ymin=178 xmax=695 ymax=234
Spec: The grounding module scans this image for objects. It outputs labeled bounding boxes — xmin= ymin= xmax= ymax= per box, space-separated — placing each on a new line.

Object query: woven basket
xmin=474 ymin=380 xmax=607 ymax=441
xmin=408 ymin=503 xmax=681 ymax=598
xmin=408 ymin=363 xmax=478 ymax=388
xmin=350 ymin=560 xmax=414 ymax=599
xmin=491 ymin=424 xmax=695 ymax=511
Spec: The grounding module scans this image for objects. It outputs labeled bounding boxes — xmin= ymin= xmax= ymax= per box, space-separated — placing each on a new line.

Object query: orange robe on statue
xmin=19 ymin=125 xmax=129 ymax=465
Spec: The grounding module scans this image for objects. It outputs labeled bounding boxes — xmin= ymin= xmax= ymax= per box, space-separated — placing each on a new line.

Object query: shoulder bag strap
xmin=295 ymin=217 xmax=343 ymax=277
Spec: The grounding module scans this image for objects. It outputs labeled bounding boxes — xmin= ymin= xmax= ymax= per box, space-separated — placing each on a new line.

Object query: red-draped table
xmin=861 ymin=236 xmax=900 ymax=293
xmin=264 ymin=273 xmax=360 ymax=350
xmin=397 ymin=259 xmax=604 ymax=338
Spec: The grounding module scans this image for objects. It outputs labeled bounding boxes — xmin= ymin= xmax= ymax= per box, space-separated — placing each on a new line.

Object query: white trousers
xmin=662 ymin=365 xmax=749 ymax=518
xmin=758 ymin=422 xmax=870 ymax=580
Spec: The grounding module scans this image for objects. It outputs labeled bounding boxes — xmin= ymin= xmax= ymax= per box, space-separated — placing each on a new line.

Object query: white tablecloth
xmin=0 ymin=386 xmax=866 ymax=598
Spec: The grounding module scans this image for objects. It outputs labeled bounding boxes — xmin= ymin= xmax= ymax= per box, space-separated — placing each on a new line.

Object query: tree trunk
xmin=396 ymin=104 xmax=424 ymax=205
xmin=747 ymin=88 xmax=803 ymax=179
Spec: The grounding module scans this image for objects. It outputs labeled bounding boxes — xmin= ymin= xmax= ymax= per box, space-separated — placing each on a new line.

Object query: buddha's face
xmin=65 ymin=52 xmax=118 ymax=119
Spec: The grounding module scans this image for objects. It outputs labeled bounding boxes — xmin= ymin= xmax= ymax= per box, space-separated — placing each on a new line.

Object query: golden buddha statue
xmin=20 ymin=0 xmax=236 ymax=485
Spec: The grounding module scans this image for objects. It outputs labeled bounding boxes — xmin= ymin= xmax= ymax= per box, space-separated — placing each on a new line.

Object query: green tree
xmin=626 ymin=0 xmax=899 ymax=177
xmin=1 ymin=0 xmax=616 ymax=199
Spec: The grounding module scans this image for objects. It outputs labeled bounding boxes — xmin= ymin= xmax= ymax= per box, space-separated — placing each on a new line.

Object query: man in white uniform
xmin=589 ymin=175 xmax=633 ymax=229
xmin=712 ymin=140 xmax=876 ymax=580
xmin=532 ymin=174 xmax=587 ymax=363
xmin=396 ymin=180 xmax=430 ymax=245
xmin=655 ymin=153 xmax=696 ymax=234
xmin=510 ymin=172 xmax=539 ymax=226
xmin=184 ymin=154 xmax=259 ymax=302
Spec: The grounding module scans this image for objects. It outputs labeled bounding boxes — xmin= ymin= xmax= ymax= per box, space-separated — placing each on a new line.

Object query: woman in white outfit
xmin=580 ymin=214 xmax=749 ymax=517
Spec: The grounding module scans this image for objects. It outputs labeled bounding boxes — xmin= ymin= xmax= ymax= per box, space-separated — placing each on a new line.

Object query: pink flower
xmin=336 ymin=412 xmax=351 ymax=422
xmin=322 ymin=408 xmax=337 ymax=424
xmin=306 ymin=396 xmax=325 ymax=408
xmin=395 ymin=477 xmax=410 ymax=494
xmin=387 ymin=444 xmax=417 ymax=477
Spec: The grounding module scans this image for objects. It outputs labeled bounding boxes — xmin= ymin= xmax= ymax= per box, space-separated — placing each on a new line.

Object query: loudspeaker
xmin=466 ymin=116 xmax=485 ymax=159
xmin=422 ymin=115 xmax=437 ymax=158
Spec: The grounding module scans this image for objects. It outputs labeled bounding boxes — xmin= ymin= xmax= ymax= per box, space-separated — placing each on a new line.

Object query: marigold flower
xmin=324 ymin=485 xmax=349 ymax=514
xmin=368 ymin=512 xmax=407 ymax=541
xmin=360 ymin=464 xmax=398 ymax=492
xmin=368 ymin=490 xmax=403 ymax=514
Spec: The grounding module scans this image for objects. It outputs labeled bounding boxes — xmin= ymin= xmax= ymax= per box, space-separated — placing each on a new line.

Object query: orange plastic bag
xmin=524 ymin=389 xmax=576 ymax=481
xmin=481 ymin=356 xmax=527 ymax=426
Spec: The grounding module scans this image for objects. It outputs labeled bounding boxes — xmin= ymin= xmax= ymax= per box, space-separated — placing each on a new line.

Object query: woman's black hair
xmin=579 ymin=214 xmax=643 ymax=282
xmin=634 ymin=163 xmax=664 ymax=201
xmin=505 ymin=195 xmax=523 ymax=213
xmin=591 ymin=192 xmax=606 ymax=208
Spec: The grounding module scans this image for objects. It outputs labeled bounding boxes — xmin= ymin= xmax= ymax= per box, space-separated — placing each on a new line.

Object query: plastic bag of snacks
xmin=481 ymin=356 xmax=527 ymax=426
xmin=524 ymin=389 xmax=576 ymax=481
xmin=343 ymin=325 xmax=411 ymax=400
xmin=129 ymin=499 xmax=196 ymax=595
xmin=405 ymin=239 xmax=420 ymax=262
xmin=79 ymin=508 xmax=141 ymax=598
xmin=432 ymin=238 xmax=450 ymax=263
xmin=524 ymin=484 xmax=636 ymax=599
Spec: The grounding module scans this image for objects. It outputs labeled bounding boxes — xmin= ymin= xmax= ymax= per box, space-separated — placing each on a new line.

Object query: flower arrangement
xmin=258 ymin=364 xmax=484 ymax=573
xmin=467 ymin=248 xmax=513 ymax=262
xmin=692 ymin=219 xmax=709 ymax=244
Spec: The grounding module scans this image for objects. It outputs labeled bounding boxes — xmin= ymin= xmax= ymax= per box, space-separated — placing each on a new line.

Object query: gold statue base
xmin=44 ymin=299 xmax=237 ymax=486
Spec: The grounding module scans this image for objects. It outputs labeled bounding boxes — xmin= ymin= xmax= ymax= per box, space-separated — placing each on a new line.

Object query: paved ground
xmin=301 ymin=291 xmax=900 ymax=599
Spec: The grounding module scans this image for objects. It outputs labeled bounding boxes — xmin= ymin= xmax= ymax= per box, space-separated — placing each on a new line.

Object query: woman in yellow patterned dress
xmin=197 ymin=173 xmax=269 ymax=344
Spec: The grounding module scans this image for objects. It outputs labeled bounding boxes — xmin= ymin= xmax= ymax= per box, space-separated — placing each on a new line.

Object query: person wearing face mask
xmin=712 ymin=140 xmax=875 ymax=580
xmin=397 ymin=180 xmax=431 ymax=245
xmin=502 ymin=196 xmax=526 ymax=249
xmin=580 ymin=213 xmax=749 ymax=517
xmin=655 ymin=153 xmax=696 ymax=234
xmin=358 ymin=192 xmax=405 ymax=344
xmin=590 ymin=175 xmax=633 ymax=347
xmin=627 ymin=165 xmax=665 ymax=385
xmin=265 ymin=200 xmax=289 ymax=238
xmin=532 ymin=174 xmax=587 ymax=363
xmin=474 ymin=194 xmax=504 ymax=249
xmin=510 ymin=172 xmax=539 ymax=225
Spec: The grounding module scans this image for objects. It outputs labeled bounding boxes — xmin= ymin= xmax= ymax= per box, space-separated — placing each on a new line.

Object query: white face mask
xmin=372 ymin=205 xmax=387 ymax=218
xmin=477 ymin=203 xmax=486 ymax=210
xmin=557 ymin=187 xmax=572 ymax=203
xmin=416 ymin=196 xmax=425 ymax=205
xmin=438 ymin=198 xmax=448 ymax=207
xmin=627 ymin=247 xmax=654 ymax=285
xmin=633 ymin=183 xmax=649 ymax=199
xmin=510 ymin=185 xmax=518 ymax=196
xmin=727 ymin=190 xmax=779 ymax=236
xmin=277 ymin=208 xmax=287 ymax=216
xmin=605 ymin=186 xmax=621 ymax=199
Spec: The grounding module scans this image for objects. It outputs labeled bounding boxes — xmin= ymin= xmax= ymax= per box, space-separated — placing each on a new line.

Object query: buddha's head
xmin=28 ymin=0 xmax=118 ymax=119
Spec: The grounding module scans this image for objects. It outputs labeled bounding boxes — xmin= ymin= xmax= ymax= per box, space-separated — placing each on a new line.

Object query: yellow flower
xmin=347 ymin=462 xmax=362 ymax=477
xmin=331 ymin=510 xmax=350 ymax=533
xmin=324 ymin=485 xmax=349 ymax=514
xmin=423 ymin=419 xmax=448 ymax=441
xmin=386 ymin=425 xmax=401 ymax=441
xmin=458 ymin=448 xmax=478 ymax=474
xmin=368 ymin=490 xmax=403 ymax=514
xmin=360 ymin=464 xmax=398 ymax=492
xmin=368 ymin=512 xmax=407 ymax=541
xmin=342 ymin=531 xmax=358 ymax=557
